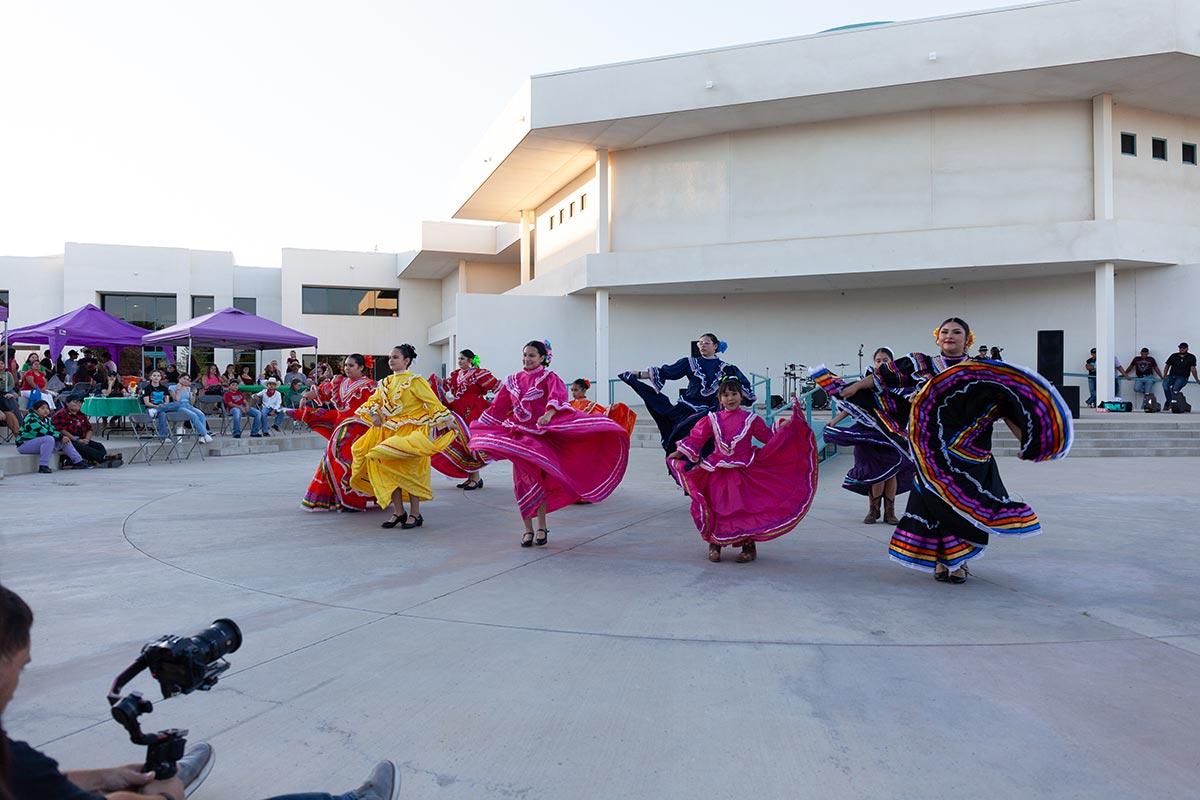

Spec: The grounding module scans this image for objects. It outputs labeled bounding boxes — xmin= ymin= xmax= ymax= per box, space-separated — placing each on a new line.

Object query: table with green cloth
xmin=237 ymin=384 xmax=298 ymax=399
xmin=81 ymin=396 xmax=144 ymax=417
xmin=81 ymin=396 xmax=146 ymax=439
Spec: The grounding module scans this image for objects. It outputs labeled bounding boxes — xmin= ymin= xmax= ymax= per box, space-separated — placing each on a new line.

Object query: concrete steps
xmin=0 ymin=433 xmax=325 ymax=478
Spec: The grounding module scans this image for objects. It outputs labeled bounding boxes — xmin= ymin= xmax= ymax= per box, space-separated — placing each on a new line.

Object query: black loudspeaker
xmin=1058 ymin=384 xmax=1080 ymax=420
xmin=1037 ymin=330 xmax=1064 ymax=387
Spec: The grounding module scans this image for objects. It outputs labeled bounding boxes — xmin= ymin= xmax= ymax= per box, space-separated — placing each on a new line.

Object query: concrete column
xmin=595 ymin=288 xmax=610 ymax=403
xmin=1095 ymin=262 xmax=1116 ymax=404
xmin=1092 ymin=93 xmax=1114 ymax=220
xmin=595 ymin=148 xmax=611 ymax=253
xmin=519 ymin=210 xmax=534 ymax=283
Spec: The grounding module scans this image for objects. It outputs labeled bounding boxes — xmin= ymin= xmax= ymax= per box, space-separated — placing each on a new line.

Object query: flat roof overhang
xmin=513 ymin=219 xmax=1192 ymax=296
xmin=398 ymin=221 xmax=520 ymax=280
xmin=454 ymin=0 xmax=1200 ymax=222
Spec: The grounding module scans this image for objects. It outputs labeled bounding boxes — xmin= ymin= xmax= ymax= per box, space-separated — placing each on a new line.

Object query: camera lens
xmin=193 ymin=618 xmax=242 ymax=662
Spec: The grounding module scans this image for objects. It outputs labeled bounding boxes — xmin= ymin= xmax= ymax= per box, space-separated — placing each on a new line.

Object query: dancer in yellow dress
xmin=349 ymin=344 xmax=465 ymax=530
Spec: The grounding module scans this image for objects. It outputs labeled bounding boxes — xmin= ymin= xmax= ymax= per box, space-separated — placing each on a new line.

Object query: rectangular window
xmin=233 ymin=296 xmax=257 ymax=314
xmin=1152 ymin=137 xmax=1167 ymax=160
xmin=0 ymin=290 xmax=8 ymax=310
xmin=1183 ymin=142 xmax=1197 ymax=165
xmin=100 ymin=293 xmax=176 ymax=331
xmin=1120 ymin=132 xmax=1136 ymax=156
xmin=301 ymin=286 xmax=399 ymax=317
xmin=579 ymin=193 xmax=586 ymax=211
xmin=191 ymin=295 xmax=214 ymax=319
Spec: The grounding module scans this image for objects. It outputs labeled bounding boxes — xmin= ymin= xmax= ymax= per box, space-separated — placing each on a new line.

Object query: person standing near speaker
xmin=1123 ymin=348 xmax=1163 ymax=406
xmin=1085 ymin=348 xmax=1124 ymax=407
xmin=1163 ymin=343 xmax=1199 ymax=408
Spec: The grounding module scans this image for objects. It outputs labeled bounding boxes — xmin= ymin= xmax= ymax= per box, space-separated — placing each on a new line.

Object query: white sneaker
xmin=201 ymin=435 xmax=214 ymax=443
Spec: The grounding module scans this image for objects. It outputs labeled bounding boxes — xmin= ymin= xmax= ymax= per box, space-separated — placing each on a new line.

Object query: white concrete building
xmin=430 ymin=0 xmax=1200 ymax=405
xmin=0 ymin=243 xmax=281 ymax=371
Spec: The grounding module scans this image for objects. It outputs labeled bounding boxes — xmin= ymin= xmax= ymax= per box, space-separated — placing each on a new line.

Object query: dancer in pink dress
xmin=468 ymin=340 xmax=630 ymax=548
xmin=668 ymin=371 xmax=819 ymax=563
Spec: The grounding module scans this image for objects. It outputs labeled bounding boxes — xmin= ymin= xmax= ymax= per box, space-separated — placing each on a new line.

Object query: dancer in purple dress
xmin=820 ymin=348 xmax=914 ymax=525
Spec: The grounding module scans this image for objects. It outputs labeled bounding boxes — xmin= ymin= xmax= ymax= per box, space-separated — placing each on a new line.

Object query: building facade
xmin=434 ymin=0 xmax=1200 ymax=404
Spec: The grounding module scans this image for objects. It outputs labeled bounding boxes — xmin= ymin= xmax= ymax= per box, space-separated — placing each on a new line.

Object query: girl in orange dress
xmin=429 ymin=349 xmax=500 ymax=490
xmin=568 ymin=378 xmax=637 ymax=436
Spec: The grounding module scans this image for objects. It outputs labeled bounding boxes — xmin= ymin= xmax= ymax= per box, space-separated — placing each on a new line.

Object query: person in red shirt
xmin=221 ymin=384 xmax=262 ymax=438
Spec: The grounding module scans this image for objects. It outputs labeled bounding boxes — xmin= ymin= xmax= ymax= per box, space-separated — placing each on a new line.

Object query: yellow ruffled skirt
xmin=349 ymin=424 xmax=456 ymax=505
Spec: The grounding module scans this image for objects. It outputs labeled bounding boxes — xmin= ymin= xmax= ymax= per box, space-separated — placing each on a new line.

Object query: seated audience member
xmin=0 ymin=583 xmax=400 ymax=800
xmin=18 ymin=364 xmax=53 ymax=409
xmin=255 ymin=378 xmax=284 ymax=434
xmin=98 ymin=367 xmax=126 ymax=398
xmin=52 ymin=395 xmax=119 ymax=467
xmin=1163 ymin=342 xmax=1199 ymax=407
xmin=222 ymin=363 xmax=238 ymax=385
xmin=287 ymin=378 xmax=307 ymax=409
xmin=139 ymin=371 xmax=179 ymax=441
xmin=200 ymin=364 xmax=224 ymax=395
xmin=20 ymin=353 xmax=45 ymax=377
xmin=283 ymin=361 xmax=306 ymax=385
xmin=222 ymin=383 xmax=262 ymax=438
xmin=40 ymin=350 xmax=54 ymax=375
xmin=262 ymin=360 xmax=283 ymax=382
xmin=163 ymin=362 xmax=181 ymax=385
xmin=170 ymin=375 xmax=214 ymax=442
xmin=989 ymin=346 xmax=1003 ymax=360
xmin=1 ymin=370 xmax=19 ymax=439
xmin=238 ymin=365 xmax=256 ymax=386
xmin=1123 ymin=347 xmax=1162 ymax=402
xmin=16 ymin=399 xmax=88 ymax=473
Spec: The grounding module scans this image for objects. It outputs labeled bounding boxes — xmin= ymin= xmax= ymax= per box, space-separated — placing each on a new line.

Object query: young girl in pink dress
xmin=468 ymin=340 xmax=630 ymax=548
xmin=668 ymin=371 xmax=819 ymax=563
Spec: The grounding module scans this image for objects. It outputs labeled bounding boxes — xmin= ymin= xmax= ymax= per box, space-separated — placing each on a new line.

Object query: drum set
xmin=782 ymin=362 xmax=848 ymax=411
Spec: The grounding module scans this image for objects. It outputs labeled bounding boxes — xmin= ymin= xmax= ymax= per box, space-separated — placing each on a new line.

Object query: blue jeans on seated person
xmin=153 ymin=402 xmax=210 ymax=438
xmin=1163 ymin=376 xmax=1188 ymax=405
xmin=1133 ymin=377 xmax=1155 ymax=395
xmin=229 ymin=406 xmax=264 ymax=436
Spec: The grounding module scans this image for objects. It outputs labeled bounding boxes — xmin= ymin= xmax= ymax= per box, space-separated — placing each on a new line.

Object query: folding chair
xmin=196 ymin=396 xmax=227 ymax=436
xmin=165 ymin=411 xmax=205 ymax=461
xmin=127 ymin=412 xmax=171 ymax=465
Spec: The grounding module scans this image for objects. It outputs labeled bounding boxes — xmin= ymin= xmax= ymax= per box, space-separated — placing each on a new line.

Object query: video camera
xmin=108 ymin=619 xmax=242 ymax=779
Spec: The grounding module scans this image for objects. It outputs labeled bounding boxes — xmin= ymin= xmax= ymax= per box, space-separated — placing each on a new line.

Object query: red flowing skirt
xmin=302 ymin=416 xmax=375 ymax=512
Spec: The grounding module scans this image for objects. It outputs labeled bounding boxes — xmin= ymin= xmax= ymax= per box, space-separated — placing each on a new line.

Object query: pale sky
xmin=0 ymin=0 xmax=1023 ymax=267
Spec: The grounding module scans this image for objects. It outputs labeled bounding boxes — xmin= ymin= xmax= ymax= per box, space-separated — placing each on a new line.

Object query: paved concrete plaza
xmin=3 ymin=448 xmax=1198 ymax=799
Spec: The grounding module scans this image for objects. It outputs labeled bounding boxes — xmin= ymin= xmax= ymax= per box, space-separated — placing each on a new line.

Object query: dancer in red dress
xmin=668 ymin=372 xmax=819 ymax=563
xmin=298 ymin=354 xmax=378 ymax=512
xmin=468 ymin=340 xmax=630 ymax=548
xmin=429 ymin=349 xmax=499 ymax=491
xmin=568 ymin=378 xmax=638 ymax=436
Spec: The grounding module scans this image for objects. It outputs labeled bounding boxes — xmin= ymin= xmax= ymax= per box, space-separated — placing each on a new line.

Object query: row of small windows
xmin=547 ymin=192 xmax=587 ymax=231
xmin=1120 ymin=132 xmax=1197 ymax=165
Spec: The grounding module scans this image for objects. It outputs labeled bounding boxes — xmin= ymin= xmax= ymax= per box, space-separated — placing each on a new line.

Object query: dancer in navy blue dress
xmin=619 ymin=332 xmax=755 ymax=456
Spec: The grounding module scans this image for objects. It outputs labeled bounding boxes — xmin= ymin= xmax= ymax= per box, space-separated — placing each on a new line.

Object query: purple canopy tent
xmin=4 ymin=303 xmax=149 ymax=362
xmin=142 ymin=307 xmax=318 ymax=377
